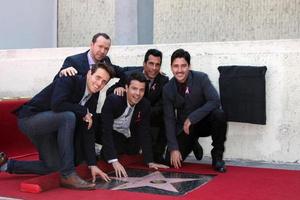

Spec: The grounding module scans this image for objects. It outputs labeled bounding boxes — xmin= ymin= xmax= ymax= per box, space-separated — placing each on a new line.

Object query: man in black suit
xmin=101 ymin=73 xmax=168 ymax=177
xmin=106 ymin=49 xmax=169 ymax=163
xmin=163 ymin=49 xmax=228 ymax=172
xmin=56 ymin=32 xmax=124 ymax=79
xmin=0 ymin=63 xmax=115 ymax=190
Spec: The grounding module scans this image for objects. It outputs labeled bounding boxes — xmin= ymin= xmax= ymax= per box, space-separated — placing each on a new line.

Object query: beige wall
xmin=58 ymin=0 xmax=115 ymax=47
xmin=57 ymin=0 xmax=300 ymax=46
xmin=1 ymin=39 xmax=300 ymax=164
xmin=154 ymin=0 xmax=300 ymax=43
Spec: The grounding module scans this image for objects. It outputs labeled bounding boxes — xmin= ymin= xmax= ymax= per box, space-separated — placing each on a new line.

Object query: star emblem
xmin=110 ymin=171 xmax=200 ymax=192
xmin=94 ymin=168 xmax=215 ymax=196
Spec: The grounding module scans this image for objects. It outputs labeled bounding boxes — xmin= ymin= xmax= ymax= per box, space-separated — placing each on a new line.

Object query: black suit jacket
xmin=15 ymin=75 xmax=99 ymax=165
xmin=54 ymin=50 xmax=124 ymax=79
xmin=107 ymin=67 xmax=169 ymax=126
xmin=163 ymin=70 xmax=220 ymax=151
xmin=101 ymin=94 xmax=153 ymax=164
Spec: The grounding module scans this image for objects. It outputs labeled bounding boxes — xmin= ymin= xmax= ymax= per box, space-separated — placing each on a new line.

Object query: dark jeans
xmin=7 ymin=111 xmax=76 ymax=177
xmin=165 ymin=109 xmax=227 ymax=164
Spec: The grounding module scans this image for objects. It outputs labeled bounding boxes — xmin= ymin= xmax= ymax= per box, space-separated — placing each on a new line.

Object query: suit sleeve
xmin=188 ymin=74 xmax=220 ymax=124
xmin=76 ymin=120 xmax=97 ymax=166
xmin=104 ymin=56 xmax=124 ymax=79
xmin=106 ymin=73 xmax=127 ymax=95
xmin=163 ymin=86 xmax=179 ymax=151
xmin=51 ymin=77 xmax=87 ymax=118
xmin=53 ymin=56 xmax=75 ymax=80
xmin=101 ymin=95 xmax=119 ymax=161
xmin=136 ymin=102 xmax=153 ymax=164
xmin=81 ymin=94 xmax=99 ymax=165
xmin=106 ymin=67 xmax=143 ymax=95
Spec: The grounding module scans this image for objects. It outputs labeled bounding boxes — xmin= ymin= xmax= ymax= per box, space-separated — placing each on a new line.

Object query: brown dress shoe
xmin=60 ymin=173 xmax=96 ymax=190
xmin=0 ymin=152 xmax=8 ymax=168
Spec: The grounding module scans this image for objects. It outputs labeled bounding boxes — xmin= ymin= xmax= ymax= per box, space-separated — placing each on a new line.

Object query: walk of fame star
xmin=111 ymin=171 xmax=199 ymax=192
xmin=94 ymin=168 xmax=215 ymax=196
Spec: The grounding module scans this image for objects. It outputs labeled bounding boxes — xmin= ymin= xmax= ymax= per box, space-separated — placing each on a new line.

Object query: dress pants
xmin=150 ymin=126 xmax=167 ymax=163
xmin=101 ymin=130 xmax=141 ymax=162
xmin=7 ymin=111 xmax=76 ymax=177
xmin=165 ymin=108 xmax=227 ymax=164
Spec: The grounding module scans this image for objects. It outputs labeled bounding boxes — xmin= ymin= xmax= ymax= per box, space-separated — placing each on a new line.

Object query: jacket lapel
xmin=75 ymin=76 xmax=87 ymax=103
xmin=170 ymin=79 xmax=185 ymax=108
xmin=184 ymin=71 xmax=194 ymax=105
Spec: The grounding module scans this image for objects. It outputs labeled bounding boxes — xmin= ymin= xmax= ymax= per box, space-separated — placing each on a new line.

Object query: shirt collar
xmin=83 ymin=84 xmax=91 ymax=97
xmin=87 ymin=51 xmax=95 ymax=67
xmin=127 ymin=100 xmax=135 ymax=109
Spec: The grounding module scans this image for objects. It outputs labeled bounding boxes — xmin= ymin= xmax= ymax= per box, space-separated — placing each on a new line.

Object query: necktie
xmin=125 ymin=107 xmax=133 ymax=118
xmin=80 ymin=94 xmax=91 ymax=106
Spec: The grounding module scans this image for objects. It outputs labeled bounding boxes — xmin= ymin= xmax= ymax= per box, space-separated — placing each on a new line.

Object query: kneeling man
xmin=0 ymin=63 xmax=114 ymax=190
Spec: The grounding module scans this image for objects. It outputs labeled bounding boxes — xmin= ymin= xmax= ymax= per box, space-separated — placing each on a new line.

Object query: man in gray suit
xmin=163 ymin=49 xmax=227 ymax=172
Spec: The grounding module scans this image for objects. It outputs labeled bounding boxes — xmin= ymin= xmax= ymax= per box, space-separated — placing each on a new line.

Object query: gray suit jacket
xmin=163 ymin=70 xmax=220 ymax=151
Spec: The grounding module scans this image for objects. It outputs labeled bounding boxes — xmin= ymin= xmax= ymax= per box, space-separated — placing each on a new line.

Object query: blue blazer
xmin=100 ymin=94 xmax=153 ymax=164
xmin=163 ymin=70 xmax=220 ymax=151
xmin=55 ymin=50 xmax=124 ymax=79
xmin=15 ymin=75 xmax=98 ymax=119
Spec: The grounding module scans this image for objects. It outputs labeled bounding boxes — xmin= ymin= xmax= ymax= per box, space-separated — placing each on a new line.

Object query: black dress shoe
xmin=212 ymin=160 xmax=227 ymax=173
xmin=61 ymin=173 xmax=96 ymax=190
xmin=192 ymin=142 xmax=203 ymax=160
xmin=0 ymin=152 xmax=8 ymax=168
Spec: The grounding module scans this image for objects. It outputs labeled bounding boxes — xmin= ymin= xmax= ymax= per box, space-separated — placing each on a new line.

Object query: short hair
xmin=171 ymin=48 xmax=191 ymax=65
xmin=92 ymin=33 xmax=110 ymax=43
xmin=144 ymin=49 xmax=163 ymax=64
xmin=91 ymin=62 xmax=115 ymax=79
xmin=126 ymin=72 xmax=148 ymax=87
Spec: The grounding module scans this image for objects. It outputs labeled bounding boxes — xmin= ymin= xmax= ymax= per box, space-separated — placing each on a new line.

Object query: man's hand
xmin=83 ymin=111 xmax=93 ymax=129
xmin=59 ymin=67 xmax=78 ymax=77
xmin=170 ymin=150 xmax=182 ymax=168
xmin=183 ymin=118 xmax=192 ymax=135
xmin=113 ymin=87 xmax=126 ymax=96
xmin=89 ymin=165 xmax=110 ymax=183
xmin=148 ymin=162 xmax=169 ymax=170
xmin=112 ymin=161 xmax=128 ymax=178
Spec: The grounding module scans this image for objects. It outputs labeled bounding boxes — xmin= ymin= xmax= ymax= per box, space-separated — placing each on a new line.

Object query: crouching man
xmin=100 ymin=73 xmax=169 ymax=177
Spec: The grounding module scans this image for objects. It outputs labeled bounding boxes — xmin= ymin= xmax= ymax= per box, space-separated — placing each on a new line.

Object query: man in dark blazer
xmin=106 ymin=49 xmax=169 ymax=163
xmin=101 ymin=73 xmax=168 ymax=178
xmin=55 ymin=32 xmax=124 ymax=79
xmin=0 ymin=63 xmax=115 ymax=190
xmin=163 ymin=49 xmax=228 ymax=172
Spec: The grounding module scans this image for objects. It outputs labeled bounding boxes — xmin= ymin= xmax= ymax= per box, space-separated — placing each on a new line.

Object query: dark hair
xmin=91 ymin=62 xmax=115 ymax=79
xmin=92 ymin=33 xmax=111 ymax=43
xmin=144 ymin=49 xmax=163 ymax=64
xmin=171 ymin=49 xmax=191 ymax=65
xmin=126 ymin=72 xmax=148 ymax=87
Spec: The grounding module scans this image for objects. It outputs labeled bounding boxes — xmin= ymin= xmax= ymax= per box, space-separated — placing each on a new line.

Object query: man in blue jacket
xmin=0 ymin=63 xmax=115 ymax=190
xmin=56 ymin=32 xmax=124 ymax=79
xmin=163 ymin=49 xmax=228 ymax=172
